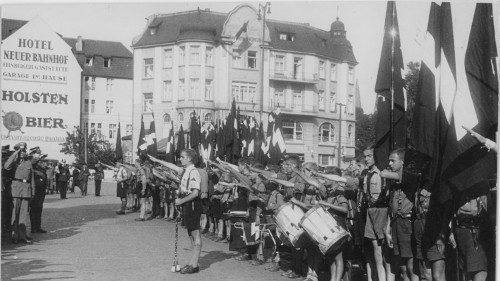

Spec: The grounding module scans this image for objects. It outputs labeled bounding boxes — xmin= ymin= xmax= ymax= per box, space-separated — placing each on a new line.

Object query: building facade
xmin=132 ymin=4 xmax=358 ymax=167
xmin=63 ymin=37 xmax=134 ymax=163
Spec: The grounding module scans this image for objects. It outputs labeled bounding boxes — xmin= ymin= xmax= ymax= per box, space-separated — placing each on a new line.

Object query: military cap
xmin=13 ymin=142 xmax=27 ymax=150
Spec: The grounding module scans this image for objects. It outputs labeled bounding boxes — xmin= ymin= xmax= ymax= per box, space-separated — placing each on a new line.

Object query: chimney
xmin=76 ymin=36 xmax=83 ymax=52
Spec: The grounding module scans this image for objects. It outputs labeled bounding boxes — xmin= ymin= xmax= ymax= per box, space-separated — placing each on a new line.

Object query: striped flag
xmin=165 ymin=121 xmax=175 ymax=163
xmin=137 ymin=115 xmax=146 ymax=157
xmin=410 ymin=2 xmax=498 ymax=196
xmin=147 ymin=118 xmax=157 ymax=158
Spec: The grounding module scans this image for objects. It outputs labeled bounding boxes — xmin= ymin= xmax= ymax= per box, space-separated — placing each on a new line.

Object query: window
xmin=84 ymin=122 xmax=88 ymax=134
xmin=321 ymin=39 xmax=327 ymax=47
xmin=319 ymin=123 xmax=335 ymax=143
xmin=105 ymin=100 xmax=114 ymax=114
xmin=232 ymin=50 xmax=242 ymax=68
xmin=279 ymin=32 xmax=295 ymax=41
xmin=318 ymin=154 xmax=335 ymax=166
xmin=109 ymin=124 xmax=117 ymax=139
xmin=205 ymin=46 xmax=213 ymax=66
xmin=319 ymin=60 xmax=325 ymax=79
xmin=104 ymin=58 xmax=111 ymax=68
xmin=97 ymin=123 xmax=102 ymax=136
xmin=91 ymin=123 xmax=95 ymax=134
xmin=84 ymin=76 xmax=90 ymax=90
xmin=150 ymin=27 xmax=157 ymax=35
xmin=163 ymin=113 xmax=171 ymax=123
xmin=143 ymin=58 xmax=154 ymax=78
xmin=330 ymin=63 xmax=337 ymax=81
xmin=292 ymin=88 xmax=302 ymax=109
xmin=293 ymin=57 xmax=302 ymax=79
xmin=126 ymin=124 xmax=133 ymax=136
xmin=205 ymin=80 xmax=213 ymax=100
xmin=275 ymin=54 xmax=285 ymax=74
xmin=106 ymin=78 xmax=113 ymax=91
xmin=85 ymin=57 xmax=93 ymax=66
xmin=348 ymin=66 xmax=355 ymax=84
xmin=143 ymin=93 xmax=153 ymax=112
xmin=90 ymin=100 xmax=95 ymax=113
xmin=84 ymin=99 xmax=89 ymax=113
xmin=318 ymin=91 xmax=325 ymax=110
xmin=163 ymin=81 xmax=172 ymax=101
xmin=178 ymin=79 xmax=185 ymax=100
xmin=178 ymin=112 xmax=184 ymax=123
xmin=163 ymin=48 xmax=173 ymax=68
xmin=179 ymin=46 xmax=185 ymax=65
xmin=189 ymin=78 xmax=200 ymax=99
xmin=348 ymin=124 xmax=353 ymax=143
xmin=282 ymin=119 xmax=303 ymax=141
xmin=88 ymin=77 xmax=96 ymax=91
xmin=232 ymin=82 xmax=257 ymax=103
xmin=190 ymin=45 xmax=200 ymax=65
xmin=347 ymin=95 xmax=354 ymax=114
xmin=330 ymin=92 xmax=337 ymax=112
xmin=204 ymin=113 xmax=212 ymax=123
xmin=247 ymin=51 xmax=257 ymax=69
xmin=273 ymin=87 xmax=285 ymax=106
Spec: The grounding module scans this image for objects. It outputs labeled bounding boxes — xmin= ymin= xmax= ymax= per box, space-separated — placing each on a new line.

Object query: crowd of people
xmin=106 ymin=141 xmax=495 ymax=281
xmin=1 ymin=138 xmax=494 ymax=281
xmin=1 ymin=142 xmax=106 ymax=244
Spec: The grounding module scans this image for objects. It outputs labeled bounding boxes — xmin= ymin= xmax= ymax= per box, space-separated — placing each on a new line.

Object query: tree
xmin=355 ymin=107 xmax=377 ymax=157
xmin=403 ymin=61 xmax=420 ymax=137
xmin=60 ymin=126 xmax=117 ymax=166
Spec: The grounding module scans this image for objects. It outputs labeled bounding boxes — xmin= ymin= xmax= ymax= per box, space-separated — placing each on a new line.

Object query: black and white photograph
xmin=1 ymin=1 xmax=498 ymax=280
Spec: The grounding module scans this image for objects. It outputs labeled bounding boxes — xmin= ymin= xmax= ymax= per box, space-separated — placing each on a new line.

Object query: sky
xmin=1 ymin=1 xmax=434 ymax=114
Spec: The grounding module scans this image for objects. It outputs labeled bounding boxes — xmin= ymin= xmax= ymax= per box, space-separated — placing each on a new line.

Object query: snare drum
xmin=299 ymin=205 xmax=350 ymax=255
xmin=224 ymin=210 xmax=248 ymax=219
xmin=273 ymin=202 xmax=307 ymax=248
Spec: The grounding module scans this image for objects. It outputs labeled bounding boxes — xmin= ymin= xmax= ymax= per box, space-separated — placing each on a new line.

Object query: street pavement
xmin=1 ymin=181 xmax=290 ymax=281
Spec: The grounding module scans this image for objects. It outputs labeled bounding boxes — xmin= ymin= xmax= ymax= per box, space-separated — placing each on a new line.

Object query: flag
xmin=115 ymin=122 xmax=123 ymax=162
xmin=137 ymin=115 xmax=146 ymax=157
xmin=165 ymin=121 xmax=175 ymax=163
xmin=215 ymin=120 xmax=225 ymax=158
xmin=147 ymin=118 xmax=157 ymax=158
xmin=410 ymin=2 xmax=497 ymax=196
xmin=176 ymin=124 xmax=185 ymax=159
xmin=267 ymin=107 xmax=286 ymax=165
xmin=235 ymin=21 xmax=248 ymax=41
xmin=254 ymin=122 xmax=267 ymax=165
xmin=374 ymin=1 xmax=406 ymax=170
xmin=189 ymin=111 xmax=201 ymax=150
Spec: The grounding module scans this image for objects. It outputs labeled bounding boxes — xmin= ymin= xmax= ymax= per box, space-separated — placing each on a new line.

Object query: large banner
xmin=1 ymin=17 xmax=82 ymax=161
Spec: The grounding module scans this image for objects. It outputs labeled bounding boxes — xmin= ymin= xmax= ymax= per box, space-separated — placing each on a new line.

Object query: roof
xmin=2 ymin=18 xmax=28 ymax=40
xmin=63 ymin=38 xmax=133 ymax=79
xmin=132 ymin=10 xmax=357 ymax=64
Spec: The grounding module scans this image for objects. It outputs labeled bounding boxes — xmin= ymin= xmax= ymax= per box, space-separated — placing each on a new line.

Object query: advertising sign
xmin=1 ymin=17 xmax=82 ymax=161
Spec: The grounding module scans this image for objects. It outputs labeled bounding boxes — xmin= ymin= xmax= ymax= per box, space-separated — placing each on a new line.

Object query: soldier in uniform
xmin=3 ymin=142 xmax=34 ymax=244
xmin=2 ymin=145 xmax=14 ymax=238
xmin=94 ymin=161 xmax=104 ymax=196
xmin=115 ymin=164 xmax=129 ymax=215
xmin=56 ymin=159 xmax=70 ymax=199
xmin=79 ymin=164 xmax=90 ymax=196
xmin=30 ymin=147 xmax=48 ymax=234
xmin=382 ymin=148 xmax=418 ymax=281
xmin=413 ymin=187 xmax=432 ymax=281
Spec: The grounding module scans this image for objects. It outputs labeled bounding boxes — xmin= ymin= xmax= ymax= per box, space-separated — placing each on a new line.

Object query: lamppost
xmin=258 ymin=2 xmax=271 ymax=122
xmin=336 ymin=102 xmax=346 ymax=168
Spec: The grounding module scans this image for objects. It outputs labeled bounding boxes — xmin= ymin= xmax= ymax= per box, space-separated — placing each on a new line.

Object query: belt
xmin=456 ymin=216 xmax=481 ymax=229
xmin=13 ymin=178 xmax=30 ymax=183
xmin=392 ymin=213 xmax=412 ymax=219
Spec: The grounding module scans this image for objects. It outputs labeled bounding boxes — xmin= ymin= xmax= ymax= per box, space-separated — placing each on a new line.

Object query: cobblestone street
xmin=1 ymin=181 xmax=289 ymax=281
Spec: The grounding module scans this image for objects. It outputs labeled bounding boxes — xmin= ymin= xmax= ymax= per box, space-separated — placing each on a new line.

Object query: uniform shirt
xmin=3 ymin=153 xmax=34 ymax=198
xmin=46 ymin=166 xmax=54 ymax=180
xmin=326 ymin=188 xmax=349 ymax=210
xmin=33 ymin=166 xmax=47 ymax=197
xmin=248 ymin=181 xmax=266 ymax=202
xmin=457 ymin=194 xmax=487 ymax=217
xmin=363 ymin=166 xmax=383 ymax=205
xmin=180 ymin=164 xmax=200 ymax=194
xmin=416 ymin=189 xmax=431 ymax=215
xmin=116 ymin=166 xmax=128 ymax=183
xmin=277 ymin=172 xmax=306 ymax=199
xmin=56 ymin=164 xmax=70 ymax=182
xmin=266 ymin=190 xmax=285 ymax=212
xmin=390 ymin=181 xmax=414 ymax=216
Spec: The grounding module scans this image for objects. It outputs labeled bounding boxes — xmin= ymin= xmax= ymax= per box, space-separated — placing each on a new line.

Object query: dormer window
xmin=85 ymin=57 xmax=93 ymax=66
xmin=279 ymin=32 xmax=295 ymax=42
xmin=104 ymin=58 xmax=111 ymax=68
xmin=150 ymin=27 xmax=158 ymax=35
xmin=321 ymin=39 xmax=327 ymax=47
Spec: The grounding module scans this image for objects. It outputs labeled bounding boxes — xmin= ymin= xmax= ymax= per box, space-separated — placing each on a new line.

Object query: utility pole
xmin=259 ymin=2 xmax=271 ymax=122
xmin=336 ymin=102 xmax=346 ymax=168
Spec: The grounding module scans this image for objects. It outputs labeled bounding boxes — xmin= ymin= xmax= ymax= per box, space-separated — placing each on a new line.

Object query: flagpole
xmin=390 ymin=1 xmax=396 ymax=152
xmin=259 ymin=2 xmax=271 ymax=122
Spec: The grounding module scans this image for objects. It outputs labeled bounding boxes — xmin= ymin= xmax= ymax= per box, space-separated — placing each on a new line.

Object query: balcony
xmin=269 ymin=72 xmax=319 ymax=84
xmin=269 ymin=100 xmax=318 ymax=115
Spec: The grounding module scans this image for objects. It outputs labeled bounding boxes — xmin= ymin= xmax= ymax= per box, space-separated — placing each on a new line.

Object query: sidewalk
xmin=1 ymin=182 xmax=289 ymax=281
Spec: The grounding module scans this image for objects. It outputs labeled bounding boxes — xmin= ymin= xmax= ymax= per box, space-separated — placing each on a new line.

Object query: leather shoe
xmin=135 ymin=218 xmax=145 ymax=221
xmin=146 ymin=216 xmax=154 ymax=221
xmin=20 ymin=238 xmax=33 ymax=244
xmin=116 ymin=210 xmax=126 ymax=215
xmin=180 ymin=265 xmax=199 ymax=274
xmin=37 ymin=229 xmax=47 ymax=233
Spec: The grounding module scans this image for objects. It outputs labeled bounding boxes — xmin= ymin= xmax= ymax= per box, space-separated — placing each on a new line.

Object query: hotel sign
xmin=1 ymin=17 xmax=82 ymax=161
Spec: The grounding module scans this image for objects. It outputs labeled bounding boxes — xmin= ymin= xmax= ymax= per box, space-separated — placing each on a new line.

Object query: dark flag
xmin=215 ymin=120 xmax=225 ymax=158
xmin=410 ymin=2 xmax=497 ymax=196
xmin=270 ymin=107 xmax=286 ymax=165
xmin=147 ymin=118 xmax=157 ymax=158
xmin=254 ymin=122 xmax=267 ymax=165
xmin=176 ymin=124 xmax=185 ymax=160
xmin=189 ymin=111 xmax=201 ymax=150
xmin=374 ymin=1 xmax=406 ymax=170
xmin=137 ymin=115 xmax=146 ymax=157
xmin=165 ymin=121 xmax=175 ymax=163
xmin=115 ymin=122 xmax=123 ymax=162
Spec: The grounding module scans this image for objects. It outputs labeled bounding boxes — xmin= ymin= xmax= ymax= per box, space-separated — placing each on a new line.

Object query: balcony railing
xmin=269 ymin=100 xmax=317 ymax=113
xmin=269 ymin=72 xmax=319 ymax=84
